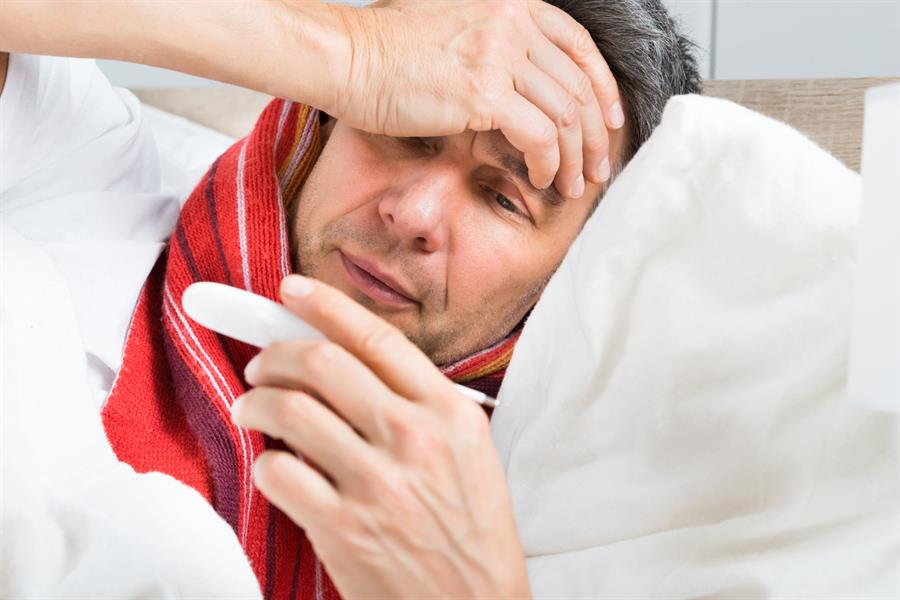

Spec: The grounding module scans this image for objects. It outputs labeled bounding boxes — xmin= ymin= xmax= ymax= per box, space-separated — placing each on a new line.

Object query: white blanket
xmin=491 ymin=95 xmax=899 ymax=599
xmin=0 ymin=223 xmax=261 ymax=598
xmin=0 ymin=55 xmax=258 ymax=598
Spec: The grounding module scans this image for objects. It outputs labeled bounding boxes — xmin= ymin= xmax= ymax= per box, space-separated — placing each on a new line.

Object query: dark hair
xmin=546 ymin=0 xmax=702 ymax=166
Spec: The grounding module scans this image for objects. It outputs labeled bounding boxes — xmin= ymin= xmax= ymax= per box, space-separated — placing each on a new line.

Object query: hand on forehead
xmin=476 ymin=124 xmax=629 ymax=203
xmin=326 ymin=0 xmax=625 ymax=202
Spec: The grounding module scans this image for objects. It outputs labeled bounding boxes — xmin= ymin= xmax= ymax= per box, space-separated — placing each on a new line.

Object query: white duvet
xmin=0 ymin=56 xmax=259 ymax=598
xmin=491 ymin=95 xmax=899 ymax=599
xmin=0 ymin=221 xmax=260 ymax=599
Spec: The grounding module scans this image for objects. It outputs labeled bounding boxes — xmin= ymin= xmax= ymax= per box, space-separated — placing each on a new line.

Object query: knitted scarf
xmin=101 ymin=99 xmax=520 ymax=600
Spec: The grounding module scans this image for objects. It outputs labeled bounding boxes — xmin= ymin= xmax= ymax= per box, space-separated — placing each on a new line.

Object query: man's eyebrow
xmin=486 ymin=143 xmax=564 ymax=208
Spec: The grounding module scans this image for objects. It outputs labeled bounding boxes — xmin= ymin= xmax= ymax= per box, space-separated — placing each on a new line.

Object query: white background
xmin=99 ymin=0 xmax=900 ymax=87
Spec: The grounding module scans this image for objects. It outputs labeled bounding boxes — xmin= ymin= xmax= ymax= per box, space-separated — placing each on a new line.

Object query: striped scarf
xmin=101 ymin=99 xmax=519 ymax=599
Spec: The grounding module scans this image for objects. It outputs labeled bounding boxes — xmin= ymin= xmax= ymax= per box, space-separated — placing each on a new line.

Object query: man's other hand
xmin=327 ymin=0 xmax=622 ymax=200
xmin=233 ymin=274 xmax=531 ymax=599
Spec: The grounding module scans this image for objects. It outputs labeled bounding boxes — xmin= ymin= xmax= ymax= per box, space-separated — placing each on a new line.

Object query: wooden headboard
xmin=135 ymin=77 xmax=899 ymax=173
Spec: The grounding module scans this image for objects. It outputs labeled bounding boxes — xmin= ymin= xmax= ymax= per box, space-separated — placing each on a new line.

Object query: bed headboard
xmin=134 ymin=77 xmax=899 ymax=173
xmin=704 ymin=78 xmax=897 ymax=172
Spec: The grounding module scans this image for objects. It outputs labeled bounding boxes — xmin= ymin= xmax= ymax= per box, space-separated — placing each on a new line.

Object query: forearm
xmin=0 ymin=0 xmax=349 ymax=106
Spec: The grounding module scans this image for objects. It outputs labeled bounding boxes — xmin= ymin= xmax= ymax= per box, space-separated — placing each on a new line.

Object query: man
xmin=0 ymin=0 xmax=699 ymax=597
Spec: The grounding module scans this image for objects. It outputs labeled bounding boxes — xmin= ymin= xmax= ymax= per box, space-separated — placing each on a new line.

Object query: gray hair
xmin=545 ymin=0 xmax=702 ymax=165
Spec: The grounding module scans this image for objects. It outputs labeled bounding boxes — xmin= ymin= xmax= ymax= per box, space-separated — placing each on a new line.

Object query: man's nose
xmin=377 ymin=167 xmax=459 ymax=253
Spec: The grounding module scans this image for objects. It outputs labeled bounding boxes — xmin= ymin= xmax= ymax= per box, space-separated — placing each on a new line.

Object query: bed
xmin=127 ymin=79 xmax=898 ymax=599
xmin=5 ymin=41 xmax=896 ymax=597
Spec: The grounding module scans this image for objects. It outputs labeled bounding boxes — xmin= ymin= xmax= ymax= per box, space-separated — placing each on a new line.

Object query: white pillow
xmin=491 ymin=95 xmax=898 ymax=599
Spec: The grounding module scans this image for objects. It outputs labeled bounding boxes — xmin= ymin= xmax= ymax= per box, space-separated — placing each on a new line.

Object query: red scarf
xmin=102 ymin=99 xmax=519 ymax=599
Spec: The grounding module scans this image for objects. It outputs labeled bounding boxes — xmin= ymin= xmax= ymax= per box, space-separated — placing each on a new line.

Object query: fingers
xmin=513 ymin=62 xmax=584 ymax=198
xmin=252 ymin=449 xmax=340 ymax=530
xmin=496 ymin=3 xmax=621 ymax=194
xmin=244 ymin=338 xmax=397 ymax=441
xmin=529 ymin=1 xmax=625 ymax=133
xmin=233 ymin=386 xmax=375 ymax=487
xmin=278 ymin=275 xmax=456 ymax=405
xmin=527 ymin=38 xmax=610 ymax=186
xmin=494 ymin=90 xmax=560 ymax=191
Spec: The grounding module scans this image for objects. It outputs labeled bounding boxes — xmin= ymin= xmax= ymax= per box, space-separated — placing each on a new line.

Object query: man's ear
xmin=319 ymin=111 xmax=337 ymax=143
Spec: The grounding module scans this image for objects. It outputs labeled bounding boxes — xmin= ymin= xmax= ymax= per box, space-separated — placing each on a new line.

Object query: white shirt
xmin=0 ymin=54 xmax=260 ymax=598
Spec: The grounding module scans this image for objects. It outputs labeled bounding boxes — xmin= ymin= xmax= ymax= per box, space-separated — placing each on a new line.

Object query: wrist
xmin=264 ymin=0 xmax=353 ymax=110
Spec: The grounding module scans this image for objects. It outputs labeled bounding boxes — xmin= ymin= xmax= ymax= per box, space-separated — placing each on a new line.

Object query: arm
xmin=0 ymin=1 xmax=346 ymax=110
xmin=1 ymin=0 xmax=623 ymax=235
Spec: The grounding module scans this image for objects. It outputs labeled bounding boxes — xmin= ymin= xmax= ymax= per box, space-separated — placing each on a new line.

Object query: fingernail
xmin=231 ymin=395 xmax=245 ymax=422
xmin=609 ymin=102 xmax=625 ymax=129
xmin=571 ymin=174 xmax=585 ymax=198
xmin=282 ymin=275 xmax=314 ymax=298
xmin=598 ymin=157 xmax=611 ymax=182
xmin=244 ymin=354 xmax=260 ymax=381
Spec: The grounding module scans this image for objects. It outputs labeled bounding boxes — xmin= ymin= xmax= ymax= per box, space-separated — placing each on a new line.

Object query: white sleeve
xmin=0 ymin=54 xmax=164 ymax=210
xmin=0 ymin=55 xmax=181 ymax=405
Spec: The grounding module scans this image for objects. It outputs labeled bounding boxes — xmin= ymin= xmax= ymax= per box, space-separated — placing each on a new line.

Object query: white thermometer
xmin=182 ymin=282 xmax=498 ymax=408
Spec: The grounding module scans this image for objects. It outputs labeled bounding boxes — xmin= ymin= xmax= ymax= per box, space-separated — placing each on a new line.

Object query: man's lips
xmin=339 ymin=251 xmax=417 ymax=306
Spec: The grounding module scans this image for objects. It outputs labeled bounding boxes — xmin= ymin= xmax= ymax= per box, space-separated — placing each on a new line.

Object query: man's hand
xmin=328 ymin=0 xmax=623 ymax=199
xmin=233 ymin=274 xmax=530 ymax=599
xmin=1 ymin=0 xmax=619 ymax=199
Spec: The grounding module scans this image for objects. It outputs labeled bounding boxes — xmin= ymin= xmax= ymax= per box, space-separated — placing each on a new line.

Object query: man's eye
xmin=398 ymin=137 xmax=435 ymax=152
xmin=486 ymin=188 xmax=521 ymax=215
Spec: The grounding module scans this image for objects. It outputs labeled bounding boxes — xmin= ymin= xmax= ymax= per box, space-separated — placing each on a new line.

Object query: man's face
xmin=291 ymin=121 xmax=626 ymax=364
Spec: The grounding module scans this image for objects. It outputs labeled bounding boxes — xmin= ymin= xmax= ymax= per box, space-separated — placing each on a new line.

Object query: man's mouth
xmin=339 ymin=250 xmax=417 ymax=307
